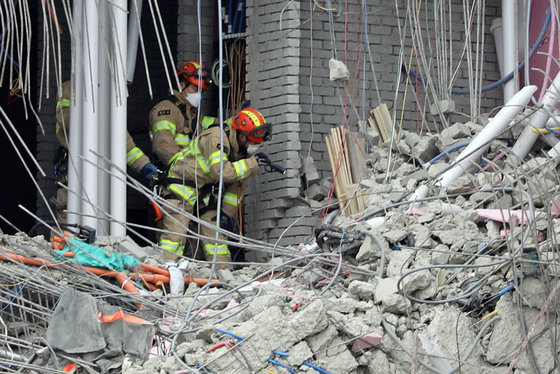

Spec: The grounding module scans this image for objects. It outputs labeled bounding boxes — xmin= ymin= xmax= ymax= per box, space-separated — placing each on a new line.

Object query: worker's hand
xmin=140 ymin=162 xmax=158 ymax=180
xmin=255 ymin=152 xmax=270 ymax=167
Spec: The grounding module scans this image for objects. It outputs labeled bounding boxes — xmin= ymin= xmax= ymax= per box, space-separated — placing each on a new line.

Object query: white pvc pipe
xmin=510 ymin=71 xmax=560 ymax=165
xmin=436 ymin=85 xmax=537 ymax=188
xmin=408 ymin=184 xmax=429 ymax=212
xmin=110 ymin=0 xmax=128 ymax=237
xmin=127 ymin=0 xmax=143 ymax=83
xmin=97 ymin=0 xmax=111 ymax=235
xmin=67 ymin=1 xmax=83 ymax=226
xmin=502 ymin=0 xmax=517 ymax=102
xmin=81 ymin=0 xmax=99 ymax=230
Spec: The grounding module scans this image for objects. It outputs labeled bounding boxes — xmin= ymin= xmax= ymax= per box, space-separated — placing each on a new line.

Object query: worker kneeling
xmin=158 ymin=108 xmax=272 ymax=269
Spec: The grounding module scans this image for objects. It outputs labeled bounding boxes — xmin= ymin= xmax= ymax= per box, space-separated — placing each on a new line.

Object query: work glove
xmin=140 ymin=162 xmax=158 ymax=180
xmin=254 ymin=152 xmax=270 ymax=166
xmin=219 ymin=212 xmax=236 ymax=232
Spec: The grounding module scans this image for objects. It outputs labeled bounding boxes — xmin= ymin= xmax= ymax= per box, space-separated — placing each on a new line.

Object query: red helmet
xmin=232 ymin=108 xmax=271 ymax=143
xmin=177 ymin=60 xmax=211 ymax=90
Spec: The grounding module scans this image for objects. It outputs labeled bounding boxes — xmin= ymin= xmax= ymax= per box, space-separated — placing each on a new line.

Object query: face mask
xmin=246 ymin=144 xmax=260 ymax=155
xmin=186 ymin=92 xmax=201 ymax=108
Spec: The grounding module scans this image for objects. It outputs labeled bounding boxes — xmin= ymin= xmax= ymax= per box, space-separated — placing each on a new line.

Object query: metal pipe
xmin=67 ymin=1 xmax=83 ymax=225
xmin=110 ymin=0 xmax=128 ymax=236
xmin=126 ymin=0 xmax=143 ymax=83
xmin=81 ymin=0 xmax=99 ymax=230
xmin=509 ymin=71 xmax=560 ymax=165
xmin=502 ymin=0 xmax=517 ymax=101
xmin=98 ymin=0 xmax=111 ymax=236
xmin=436 ymin=85 xmax=536 ymax=188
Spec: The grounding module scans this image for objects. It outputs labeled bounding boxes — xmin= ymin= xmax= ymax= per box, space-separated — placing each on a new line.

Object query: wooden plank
xmin=326 ymin=132 xmax=347 ymax=214
xmin=331 ymin=127 xmax=349 ymax=187
xmin=368 ymin=109 xmax=380 ymax=133
xmin=379 ymin=103 xmax=393 ymax=140
xmin=342 ymin=183 xmax=359 ymax=215
xmin=373 ymin=107 xmax=390 ymax=142
xmin=347 ymin=131 xmax=366 ymax=184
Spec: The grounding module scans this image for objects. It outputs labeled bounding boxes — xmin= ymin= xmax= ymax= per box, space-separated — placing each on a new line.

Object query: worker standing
xmin=149 ymin=60 xmax=215 ymax=168
xmin=52 ymin=81 xmax=157 ymax=237
xmin=156 ymin=108 xmax=273 ymax=268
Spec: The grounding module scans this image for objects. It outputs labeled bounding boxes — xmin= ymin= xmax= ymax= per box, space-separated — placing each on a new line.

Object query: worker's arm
xmin=149 ymin=101 xmax=187 ymax=166
xmin=126 ymin=132 xmax=154 ymax=176
xmin=200 ymin=127 xmax=258 ymax=183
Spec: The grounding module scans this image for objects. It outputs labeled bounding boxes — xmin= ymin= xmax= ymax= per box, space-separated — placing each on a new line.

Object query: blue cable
xmin=227 ymin=0 xmax=235 ymax=34
xmin=0 ymin=41 xmax=20 ymax=68
xmin=271 ymin=350 xmax=331 ymax=373
xmin=543 ymin=127 xmax=560 ymax=137
xmin=237 ymin=1 xmax=246 ymax=34
xmin=217 ymin=328 xmax=245 ymax=340
xmin=427 ymin=142 xmax=470 ymax=165
xmin=232 ymin=0 xmax=245 ymax=34
xmin=1 ymin=284 xmax=25 ymax=313
xmin=472 ymin=149 xmax=488 ymax=174
xmin=408 ymin=6 xmax=551 ymax=94
xmin=267 ymin=358 xmax=296 ymax=374
xmin=303 ymin=361 xmax=332 ymax=374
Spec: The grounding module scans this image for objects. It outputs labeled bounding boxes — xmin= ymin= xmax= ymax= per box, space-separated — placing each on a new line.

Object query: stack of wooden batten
xmin=326 ymin=125 xmax=368 ymax=216
xmin=368 ymin=103 xmax=392 ymax=144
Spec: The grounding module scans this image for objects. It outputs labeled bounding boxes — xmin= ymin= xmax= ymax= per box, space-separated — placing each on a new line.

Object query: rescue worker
xmin=149 ymin=60 xmax=215 ymax=168
xmin=52 ymin=81 xmax=157 ymax=235
xmin=157 ymin=107 xmax=272 ymax=268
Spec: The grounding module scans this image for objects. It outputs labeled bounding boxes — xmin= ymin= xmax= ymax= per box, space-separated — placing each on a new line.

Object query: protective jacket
xmin=165 ymin=124 xmax=258 ymax=210
xmin=149 ymin=90 xmax=213 ymax=166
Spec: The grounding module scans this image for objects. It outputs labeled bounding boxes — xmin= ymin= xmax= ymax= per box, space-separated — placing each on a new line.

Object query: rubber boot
xmin=206 ymin=254 xmax=232 ymax=270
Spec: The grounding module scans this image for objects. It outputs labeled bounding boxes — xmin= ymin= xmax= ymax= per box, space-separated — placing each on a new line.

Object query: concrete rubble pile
xmin=2 ymin=115 xmax=560 ymax=373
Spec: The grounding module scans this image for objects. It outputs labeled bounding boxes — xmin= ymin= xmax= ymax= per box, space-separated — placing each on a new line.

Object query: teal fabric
xmin=56 ymin=237 xmax=141 ymax=272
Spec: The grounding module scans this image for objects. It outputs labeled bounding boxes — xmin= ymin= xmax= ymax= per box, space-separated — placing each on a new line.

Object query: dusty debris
xmin=4 ymin=102 xmax=560 ymax=374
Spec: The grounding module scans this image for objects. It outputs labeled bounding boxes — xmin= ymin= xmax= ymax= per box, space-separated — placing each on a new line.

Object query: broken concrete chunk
xmin=380 ymin=294 xmax=411 ymax=315
xmin=348 ymin=280 xmax=377 ymax=300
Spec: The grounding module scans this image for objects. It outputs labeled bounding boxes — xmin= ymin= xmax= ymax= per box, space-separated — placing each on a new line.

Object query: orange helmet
xmin=232 ymin=108 xmax=271 ymax=143
xmin=177 ymin=60 xmax=211 ymax=90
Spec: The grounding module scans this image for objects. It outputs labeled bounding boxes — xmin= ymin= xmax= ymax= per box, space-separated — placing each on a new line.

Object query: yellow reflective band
xmin=56 ymin=99 xmax=70 ymax=110
xmin=201 ymin=116 xmax=216 ymax=130
xmin=167 ymin=149 xmax=184 ymax=166
xmin=192 ymin=61 xmax=201 ymax=69
xmin=127 ymin=147 xmax=144 ymax=165
xmin=169 ymin=183 xmax=197 ymax=206
xmin=153 ymin=120 xmax=177 ymax=136
xmin=175 ymin=133 xmax=191 ymax=146
xmin=56 ymin=123 xmax=62 ymax=134
xmin=232 ymin=160 xmax=248 ymax=180
xmin=202 ymin=193 xmax=211 ymax=206
xmin=208 ymin=150 xmax=227 ymax=167
xmin=160 ymin=239 xmax=184 ymax=255
xmin=242 ymin=109 xmax=264 ymax=128
xmin=222 ymin=192 xmax=239 ymax=207
xmin=191 ymin=139 xmax=211 ymax=174
xmin=203 ymin=243 xmax=230 ymax=256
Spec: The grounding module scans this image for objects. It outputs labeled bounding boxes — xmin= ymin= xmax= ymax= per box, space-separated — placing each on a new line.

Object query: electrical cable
xmin=426 ymin=142 xmax=470 ymax=165
xmin=406 ymin=5 xmax=551 ymax=94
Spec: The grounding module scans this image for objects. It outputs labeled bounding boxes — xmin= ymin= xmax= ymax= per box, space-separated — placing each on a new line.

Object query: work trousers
xmin=159 ymin=194 xmax=232 ymax=268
